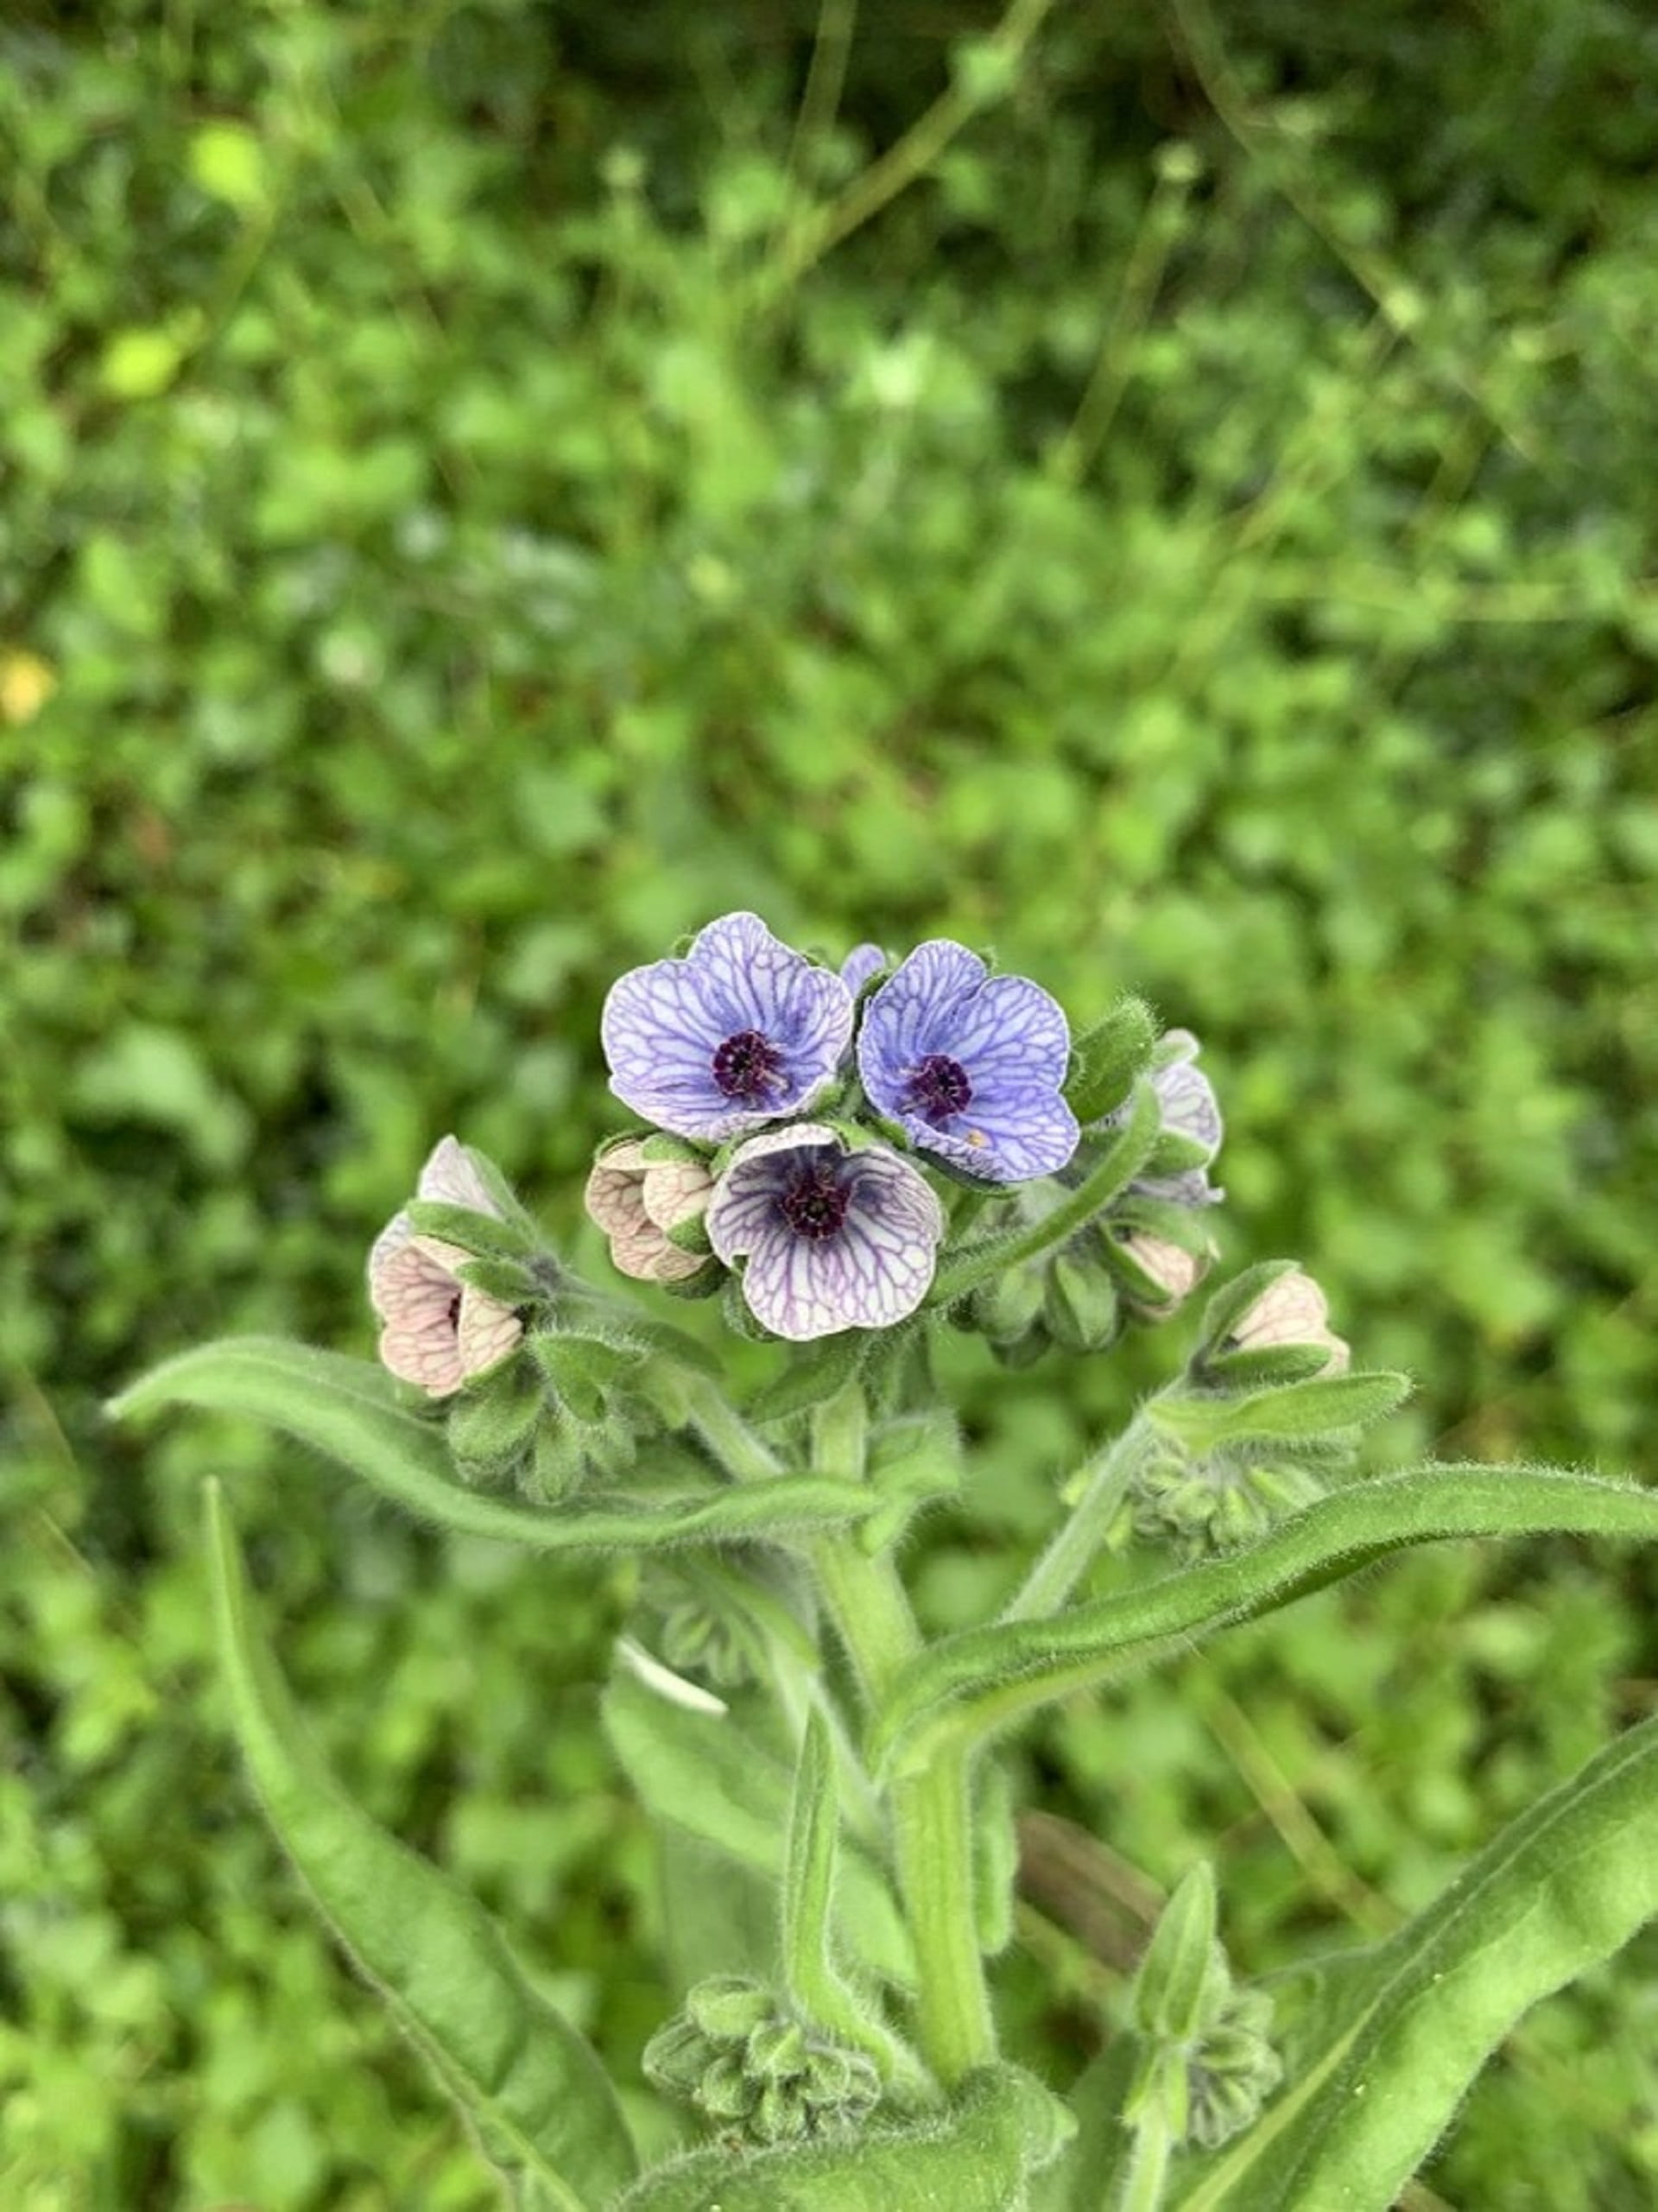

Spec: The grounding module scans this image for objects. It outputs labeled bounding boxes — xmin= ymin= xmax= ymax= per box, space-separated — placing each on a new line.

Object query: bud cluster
xmin=1125 ymin=1436 xmax=1327 ymax=1561
xmin=1117 ymin=1265 xmax=1404 ymax=1559
xmin=965 ymin=1022 xmax=1225 ymax=1366
xmin=643 ymin=1976 xmax=882 ymax=2147
xmin=1128 ymin=1867 xmax=1283 ymax=2152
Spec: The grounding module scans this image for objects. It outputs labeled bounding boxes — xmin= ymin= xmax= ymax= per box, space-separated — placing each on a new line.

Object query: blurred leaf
xmin=206 ymin=1480 xmax=637 ymax=2209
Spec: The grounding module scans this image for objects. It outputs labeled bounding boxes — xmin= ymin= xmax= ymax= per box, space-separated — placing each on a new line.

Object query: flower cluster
xmin=591 ymin=913 xmax=1080 ymax=1341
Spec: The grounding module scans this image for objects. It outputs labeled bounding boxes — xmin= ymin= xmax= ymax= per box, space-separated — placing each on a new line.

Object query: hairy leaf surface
xmin=116 ymin=1338 xmax=878 ymax=1550
xmin=205 ymin=1481 xmax=636 ymax=2211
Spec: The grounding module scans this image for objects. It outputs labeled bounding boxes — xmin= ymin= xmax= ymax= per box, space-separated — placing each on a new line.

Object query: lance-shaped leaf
xmin=1147 ymin=1373 xmax=1410 ymax=1455
xmin=203 ymin=1481 xmax=636 ymax=2212
xmin=871 ymin=1466 xmax=1658 ymax=1775
xmin=112 ymin=1339 xmax=880 ymax=1552
xmin=603 ymin=1670 xmax=916 ymax=1991
xmin=1170 ymin=1714 xmax=1658 ymax=2211
xmin=613 ymin=2063 xmax=1073 ymax=2211
xmin=779 ymin=1713 xmax=921 ymax=2085
xmin=1029 ymin=2036 xmax=1139 ymax=2212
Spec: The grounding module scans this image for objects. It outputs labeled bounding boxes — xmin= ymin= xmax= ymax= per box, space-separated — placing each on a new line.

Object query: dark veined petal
xmin=708 ymin=1127 xmax=945 ymax=1341
xmin=859 ymin=943 xmax=1078 ymax=1184
xmin=602 ymin=915 xmax=852 ymax=1141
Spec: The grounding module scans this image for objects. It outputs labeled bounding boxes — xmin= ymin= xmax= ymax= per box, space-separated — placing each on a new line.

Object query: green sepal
xmin=687 ymin=1976 xmax=775 ymax=2042
xmin=1066 ymin=995 xmax=1159 ymax=1125
xmin=202 ymin=1481 xmax=637 ymax=2211
xmin=454 ymin=1254 xmax=546 ymax=1308
xmin=663 ymin=1207 xmax=713 ymax=1257
xmin=459 ymin=1147 xmax=545 ymax=1242
xmin=1149 ymin=1373 xmax=1411 ymax=1455
xmin=970 ymin=1262 xmax=1046 ymax=1347
xmin=1132 ymin=1865 xmax=1219 ymax=2043
xmin=721 ymin=1273 xmax=776 ymax=1341
xmin=1142 ymin=1127 xmax=1215 ymax=1177
xmin=639 ymin=1131 xmax=711 ymax=1167
xmin=1044 ymin=1252 xmax=1121 ymax=1353
xmin=528 ymin=1329 xmax=642 ymax=1425
xmin=991 ymin=1322 xmax=1055 ymax=1370
xmin=446 ymin=1360 xmax=545 ymax=1466
xmin=407 ymin=1198 xmax=539 ymax=1264
xmin=1196 ymin=1342 xmax=1342 ymax=1391
xmin=1105 ymin=1195 xmax=1219 ymax=1254
xmin=656 ymin=1256 xmax=725 ymax=1299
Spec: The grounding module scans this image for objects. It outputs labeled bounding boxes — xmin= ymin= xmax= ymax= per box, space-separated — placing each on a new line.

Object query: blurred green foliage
xmin=2 ymin=0 xmax=1655 ymax=2204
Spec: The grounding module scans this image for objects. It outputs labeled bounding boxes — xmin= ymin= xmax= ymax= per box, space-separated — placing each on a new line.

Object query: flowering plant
xmin=116 ymin=915 xmax=1658 ymax=2211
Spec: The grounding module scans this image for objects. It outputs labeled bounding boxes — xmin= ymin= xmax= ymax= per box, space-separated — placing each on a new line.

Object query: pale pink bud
xmin=367 ymin=1136 xmax=523 ymax=1397
xmin=1229 ymin=1269 xmax=1349 ymax=1373
xmin=1122 ymin=1232 xmax=1206 ymax=1315
xmin=585 ymin=1139 xmax=713 ymax=1284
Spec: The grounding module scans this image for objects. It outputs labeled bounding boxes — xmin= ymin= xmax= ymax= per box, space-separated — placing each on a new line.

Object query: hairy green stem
xmin=684 ymin=1375 xmax=784 ymax=1482
xmin=807 ymin=1389 xmax=997 ymax=2086
xmin=1004 ymin=1418 xmax=1152 ymax=1620
xmin=1114 ymin=2116 xmax=1173 ymax=2212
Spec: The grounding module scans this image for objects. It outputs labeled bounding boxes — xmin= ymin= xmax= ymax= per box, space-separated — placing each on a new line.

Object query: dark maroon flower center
xmin=712 ymin=1027 xmax=786 ymax=1104
xmin=778 ymin=1163 xmax=851 ymax=1241
xmin=444 ymin=1288 xmax=464 ymax=1329
xmin=905 ymin=1053 xmax=973 ymax=1124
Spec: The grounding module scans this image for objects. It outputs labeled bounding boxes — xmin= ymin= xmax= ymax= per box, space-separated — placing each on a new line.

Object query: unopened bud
xmin=1043 ymin=1250 xmax=1121 ymax=1353
xmin=585 ymin=1138 xmax=716 ymax=1284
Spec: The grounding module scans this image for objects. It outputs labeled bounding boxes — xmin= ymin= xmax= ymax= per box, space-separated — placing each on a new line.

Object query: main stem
xmin=807 ymin=1387 xmax=997 ymax=2087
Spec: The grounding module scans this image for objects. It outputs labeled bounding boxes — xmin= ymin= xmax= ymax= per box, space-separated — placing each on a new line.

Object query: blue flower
xmin=856 ymin=941 xmax=1079 ymax=1184
xmin=706 ymin=1125 xmax=945 ymax=1340
xmin=602 ymin=913 xmax=854 ymax=1144
xmin=1127 ymin=1029 xmax=1225 ymax=1207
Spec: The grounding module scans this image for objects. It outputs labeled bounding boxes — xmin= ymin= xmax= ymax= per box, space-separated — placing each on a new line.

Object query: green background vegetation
xmin=3 ymin=1 xmax=1655 ymax=2204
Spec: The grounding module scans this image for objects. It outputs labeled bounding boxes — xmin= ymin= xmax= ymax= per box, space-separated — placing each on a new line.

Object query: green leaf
xmin=1148 ymin=1373 xmax=1412 ymax=1453
xmin=872 ymin=1465 xmax=1658 ymax=1774
xmin=778 ymin=1712 xmax=917 ymax=2084
xmin=747 ymin=1333 xmax=870 ymax=1425
xmin=1029 ymin=2038 xmax=1139 ymax=2212
xmin=203 ymin=1480 xmax=636 ymax=2212
xmin=111 ymin=1338 xmax=881 ymax=1553
xmin=781 ymin=1713 xmax=843 ymax=2015
xmin=1170 ymin=1714 xmax=1658 ymax=2211
xmin=1133 ymin=1866 xmax=1218 ymax=2043
xmin=602 ymin=1670 xmax=916 ymax=1991
xmin=613 ymin=2064 xmax=1073 ymax=2210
